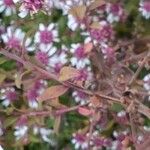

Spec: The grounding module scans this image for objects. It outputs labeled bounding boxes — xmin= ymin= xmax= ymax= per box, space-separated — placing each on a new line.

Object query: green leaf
xmin=111 ymin=103 xmax=124 ymax=113
xmin=3 ymin=117 xmax=17 ymax=128
xmin=0 ymin=73 xmax=6 ymax=84
xmin=0 ymin=57 xmax=7 ymax=65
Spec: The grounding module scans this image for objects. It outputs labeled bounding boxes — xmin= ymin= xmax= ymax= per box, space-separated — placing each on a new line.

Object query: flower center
xmin=143 ymin=2 xmax=150 ymax=12
xmin=36 ymin=51 xmax=49 ymax=65
xmin=75 ymin=46 xmax=86 ymax=58
xmin=7 ymin=38 xmax=21 ymax=50
xmin=4 ymin=0 xmax=14 ymax=6
xmin=24 ymin=0 xmax=43 ymax=11
xmin=40 ymin=30 xmax=53 ymax=44
xmin=6 ymin=91 xmax=17 ymax=101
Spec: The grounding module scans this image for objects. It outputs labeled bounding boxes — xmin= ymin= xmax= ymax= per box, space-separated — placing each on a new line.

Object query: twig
xmin=128 ymin=51 xmax=150 ymax=86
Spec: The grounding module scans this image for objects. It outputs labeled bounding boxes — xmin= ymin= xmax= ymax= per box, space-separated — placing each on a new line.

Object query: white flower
xmin=0 ymin=145 xmax=4 ymax=150
xmin=70 ymin=43 xmax=91 ymax=69
xmin=14 ymin=125 xmax=28 ymax=140
xmin=0 ymin=0 xmax=16 ymax=16
xmin=1 ymin=26 xmax=34 ymax=51
xmin=117 ymin=110 xmax=126 ymax=117
xmin=143 ymin=73 xmax=150 ymax=91
xmin=34 ymin=23 xmax=59 ymax=53
xmin=139 ymin=0 xmax=150 ymax=19
xmin=39 ymin=128 xmax=55 ymax=145
xmin=143 ymin=126 xmax=150 ymax=132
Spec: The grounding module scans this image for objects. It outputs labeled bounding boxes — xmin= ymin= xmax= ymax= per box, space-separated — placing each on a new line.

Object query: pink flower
xmin=0 ymin=0 xmax=16 ymax=16
xmin=72 ymin=133 xmax=88 ymax=149
xmin=90 ymin=22 xmax=113 ymax=42
xmin=0 ymin=87 xmax=17 ymax=107
xmin=26 ymin=80 xmax=47 ymax=108
xmin=106 ymin=3 xmax=125 ymax=23
xmin=1 ymin=26 xmax=34 ymax=51
xmin=34 ymin=23 xmax=59 ymax=52
xmin=70 ymin=43 xmax=90 ymax=69
xmin=72 ymin=90 xmax=89 ymax=105
xmin=139 ymin=0 xmax=150 ymax=19
xmin=13 ymin=0 xmax=44 ymax=18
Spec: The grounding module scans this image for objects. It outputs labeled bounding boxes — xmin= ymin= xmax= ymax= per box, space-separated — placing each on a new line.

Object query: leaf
xmin=78 ymin=107 xmax=92 ymax=116
xmin=84 ymin=43 xmax=93 ymax=54
xmin=111 ymin=103 xmax=124 ymax=113
xmin=3 ymin=117 xmax=17 ymax=128
xmin=0 ymin=73 xmax=6 ymax=84
xmin=38 ymin=85 xmax=69 ymax=101
xmin=54 ymin=116 xmax=61 ymax=135
xmin=90 ymin=22 xmax=101 ymax=29
xmin=59 ymin=66 xmax=80 ymax=81
xmin=89 ymin=0 xmax=105 ymax=10
xmin=69 ymin=5 xmax=86 ymax=20
xmin=15 ymin=70 xmax=31 ymax=89
xmin=0 ymin=57 xmax=7 ymax=65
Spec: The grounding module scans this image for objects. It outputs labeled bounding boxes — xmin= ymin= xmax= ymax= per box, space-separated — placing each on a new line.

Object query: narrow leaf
xmin=89 ymin=0 xmax=105 ymax=10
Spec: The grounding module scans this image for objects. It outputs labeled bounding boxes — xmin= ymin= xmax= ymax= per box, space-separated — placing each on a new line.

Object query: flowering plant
xmin=0 ymin=0 xmax=150 ymax=149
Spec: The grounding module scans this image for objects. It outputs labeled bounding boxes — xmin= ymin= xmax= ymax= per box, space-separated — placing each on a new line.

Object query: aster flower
xmin=13 ymin=0 xmax=44 ymax=18
xmin=34 ymin=23 xmax=59 ymax=52
xmin=101 ymin=43 xmax=115 ymax=63
xmin=72 ymin=90 xmax=89 ymax=105
xmin=67 ymin=14 xmax=86 ymax=31
xmin=84 ymin=21 xmax=113 ymax=44
xmin=0 ymin=87 xmax=17 ymax=107
xmin=116 ymin=110 xmax=128 ymax=124
xmin=39 ymin=128 xmax=56 ymax=145
xmin=1 ymin=26 xmax=34 ymax=51
xmin=26 ymin=80 xmax=47 ymax=109
xmin=48 ymin=50 xmax=68 ymax=73
xmin=72 ymin=133 xmax=88 ymax=150
xmin=139 ymin=0 xmax=150 ymax=19
xmin=0 ymin=0 xmax=16 ymax=16
xmin=70 ymin=43 xmax=91 ymax=69
xmin=143 ymin=73 xmax=150 ymax=91
xmin=0 ymin=145 xmax=3 ymax=150
xmin=14 ymin=116 xmax=28 ymax=140
xmin=106 ymin=3 xmax=124 ymax=23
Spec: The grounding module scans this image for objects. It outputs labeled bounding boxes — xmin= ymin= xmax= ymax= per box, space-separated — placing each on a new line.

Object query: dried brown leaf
xmin=89 ymin=0 xmax=105 ymax=10
xmin=59 ymin=66 xmax=80 ymax=81
xmin=38 ymin=85 xmax=69 ymax=101
xmin=69 ymin=5 xmax=86 ymax=20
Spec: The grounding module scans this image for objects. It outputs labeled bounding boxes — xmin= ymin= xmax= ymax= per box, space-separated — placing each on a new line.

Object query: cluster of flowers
xmin=0 ymin=0 xmax=150 ymax=149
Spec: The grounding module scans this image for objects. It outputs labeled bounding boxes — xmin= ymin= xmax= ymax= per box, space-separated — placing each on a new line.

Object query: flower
xmin=91 ymin=21 xmax=113 ymax=42
xmin=72 ymin=90 xmax=89 ymax=105
xmin=0 ymin=145 xmax=4 ymax=150
xmin=84 ymin=21 xmax=113 ymax=44
xmin=139 ymin=0 xmax=150 ymax=19
xmin=106 ymin=3 xmax=124 ymax=23
xmin=48 ymin=49 xmax=68 ymax=73
xmin=39 ymin=128 xmax=56 ymax=145
xmin=26 ymin=80 xmax=47 ymax=109
xmin=70 ymin=43 xmax=91 ymax=69
xmin=0 ymin=0 xmax=16 ymax=16
xmin=72 ymin=133 xmax=88 ymax=150
xmin=143 ymin=73 xmax=150 ymax=91
xmin=101 ymin=43 xmax=115 ymax=64
xmin=34 ymin=23 xmax=59 ymax=52
xmin=0 ymin=87 xmax=17 ymax=107
xmin=14 ymin=116 xmax=28 ymax=140
xmin=13 ymin=0 xmax=44 ymax=18
xmin=1 ymin=26 xmax=34 ymax=51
